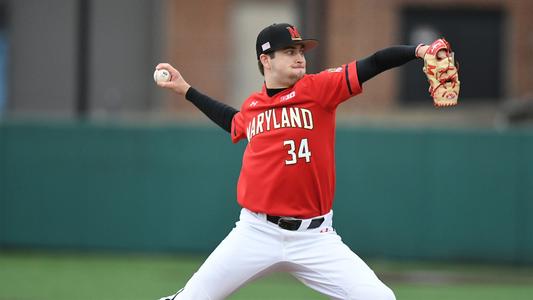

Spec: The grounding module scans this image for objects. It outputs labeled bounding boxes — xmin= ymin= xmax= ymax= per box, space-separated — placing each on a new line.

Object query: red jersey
xmin=231 ymin=61 xmax=362 ymax=218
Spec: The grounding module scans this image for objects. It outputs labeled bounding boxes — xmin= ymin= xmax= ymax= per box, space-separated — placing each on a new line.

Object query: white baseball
xmin=153 ymin=69 xmax=171 ymax=82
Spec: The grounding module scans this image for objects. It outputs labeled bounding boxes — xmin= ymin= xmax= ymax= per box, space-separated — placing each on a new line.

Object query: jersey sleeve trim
xmin=344 ymin=64 xmax=353 ymax=95
xmin=231 ymin=114 xmax=238 ymax=143
xmin=345 ymin=61 xmax=362 ymax=95
xmin=230 ymin=112 xmax=246 ymax=143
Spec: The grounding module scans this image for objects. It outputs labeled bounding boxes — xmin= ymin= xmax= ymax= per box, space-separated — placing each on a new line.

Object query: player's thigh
xmin=177 ymin=221 xmax=282 ymax=299
xmin=290 ymin=233 xmax=395 ymax=300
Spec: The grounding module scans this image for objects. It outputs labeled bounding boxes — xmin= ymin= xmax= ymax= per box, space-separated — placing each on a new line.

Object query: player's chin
xmin=292 ymin=68 xmax=306 ymax=79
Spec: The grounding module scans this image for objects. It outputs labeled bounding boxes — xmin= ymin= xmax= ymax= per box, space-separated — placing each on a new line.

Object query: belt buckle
xmin=277 ymin=217 xmax=302 ymax=231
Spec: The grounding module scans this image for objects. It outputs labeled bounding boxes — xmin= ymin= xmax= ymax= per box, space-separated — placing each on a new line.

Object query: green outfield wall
xmin=1 ymin=121 xmax=532 ymax=263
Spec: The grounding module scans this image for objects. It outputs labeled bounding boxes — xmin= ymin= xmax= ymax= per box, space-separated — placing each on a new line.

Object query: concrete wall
xmin=8 ymin=0 xmax=78 ymax=116
xmin=89 ymin=0 xmax=164 ymax=117
xmin=6 ymin=0 xmax=167 ymax=118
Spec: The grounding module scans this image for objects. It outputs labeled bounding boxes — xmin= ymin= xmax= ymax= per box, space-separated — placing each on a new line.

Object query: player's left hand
xmin=417 ymin=39 xmax=460 ymax=107
xmin=155 ymin=63 xmax=191 ymax=96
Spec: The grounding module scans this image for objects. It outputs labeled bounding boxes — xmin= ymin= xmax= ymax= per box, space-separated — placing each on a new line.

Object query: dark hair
xmin=257 ymin=52 xmax=276 ymax=76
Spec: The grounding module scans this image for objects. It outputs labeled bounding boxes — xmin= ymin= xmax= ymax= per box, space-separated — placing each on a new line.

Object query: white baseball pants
xmin=161 ymin=208 xmax=395 ymax=300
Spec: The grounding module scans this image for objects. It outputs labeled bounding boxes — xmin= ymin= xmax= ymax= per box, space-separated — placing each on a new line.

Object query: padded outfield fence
xmin=0 ymin=121 xmax=532 ymax=263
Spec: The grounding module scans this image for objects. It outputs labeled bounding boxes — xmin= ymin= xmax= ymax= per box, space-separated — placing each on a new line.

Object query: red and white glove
xmin=420 ymin=39 xmax=460 ymax=107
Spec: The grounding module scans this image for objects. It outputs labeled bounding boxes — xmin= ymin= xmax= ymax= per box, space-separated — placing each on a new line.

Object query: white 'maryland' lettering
xmin=246 ymin=107 xmax=313 ymax=141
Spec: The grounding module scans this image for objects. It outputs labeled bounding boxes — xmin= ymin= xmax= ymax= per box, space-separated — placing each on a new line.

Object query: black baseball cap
xmin=256 ymin=23 xmax=319 ymax=59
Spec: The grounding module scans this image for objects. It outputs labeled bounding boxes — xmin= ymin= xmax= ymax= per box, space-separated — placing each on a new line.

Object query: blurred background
xmin=1 ymin=0 xmax=533 ymax=299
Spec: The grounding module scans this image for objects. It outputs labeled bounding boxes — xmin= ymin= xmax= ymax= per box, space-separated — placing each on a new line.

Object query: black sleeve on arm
xmin=185 ymin=87 xmax=239 ymax=133
xmin=356 ymin=45 xmax=417 ymax=84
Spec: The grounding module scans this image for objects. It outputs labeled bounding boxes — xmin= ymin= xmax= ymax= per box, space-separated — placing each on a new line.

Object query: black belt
xmin=267 ymin=215 xmax=325 ymax=231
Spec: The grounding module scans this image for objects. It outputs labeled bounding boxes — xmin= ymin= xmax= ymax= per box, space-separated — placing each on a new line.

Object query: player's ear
xmin=259 ymin=54 xmax=271 ymax=71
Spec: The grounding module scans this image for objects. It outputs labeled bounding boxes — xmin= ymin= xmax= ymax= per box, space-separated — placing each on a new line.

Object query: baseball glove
xmin=421 ymin=39 xmax=460 ymax=107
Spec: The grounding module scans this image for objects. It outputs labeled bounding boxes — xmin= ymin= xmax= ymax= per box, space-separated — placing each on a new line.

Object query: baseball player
xmin=155 ymin=23 xmax=456 ymax=300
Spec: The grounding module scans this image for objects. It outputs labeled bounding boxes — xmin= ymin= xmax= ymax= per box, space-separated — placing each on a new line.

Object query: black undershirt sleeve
xmin=185 ymin=87 xmax=239 ymax=133
xmin=356 ymin=45 xmax=417 ymax=84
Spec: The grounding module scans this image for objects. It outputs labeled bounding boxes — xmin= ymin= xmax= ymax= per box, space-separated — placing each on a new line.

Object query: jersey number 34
xmin=283 ymin=138 xmax=311 ymax=165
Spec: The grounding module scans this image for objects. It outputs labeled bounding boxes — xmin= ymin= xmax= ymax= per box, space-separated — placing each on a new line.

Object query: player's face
xmin=269 ymin=45 xmax=306 ymax=86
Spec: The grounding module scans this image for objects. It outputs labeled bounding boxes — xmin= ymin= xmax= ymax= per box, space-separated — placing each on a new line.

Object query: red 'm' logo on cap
xmin=287 ymin=26 xmax=302 ymax=41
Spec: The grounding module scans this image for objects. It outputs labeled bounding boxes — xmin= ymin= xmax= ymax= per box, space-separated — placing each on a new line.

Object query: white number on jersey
xmin=283 ymin=138 xmax=311 ymax=165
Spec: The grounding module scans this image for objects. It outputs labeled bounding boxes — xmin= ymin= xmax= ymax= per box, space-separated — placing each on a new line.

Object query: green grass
xmin=1 ymin=251 xmax=533 ymax=300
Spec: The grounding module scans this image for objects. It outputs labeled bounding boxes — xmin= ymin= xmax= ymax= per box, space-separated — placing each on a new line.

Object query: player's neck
xmin=264 ymin=79 xmax=291 ymax=97
xmin=264 ymin=79 xmax=290 ymax=89
xmin=264 ymin=73 xmax=299 ymax=89
xmin=266 ymin=87 xmax=287 ymax=97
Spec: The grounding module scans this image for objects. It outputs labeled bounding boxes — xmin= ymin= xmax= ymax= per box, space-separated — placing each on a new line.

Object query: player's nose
xmin=295 ymin=53 xmax=305 ymax=63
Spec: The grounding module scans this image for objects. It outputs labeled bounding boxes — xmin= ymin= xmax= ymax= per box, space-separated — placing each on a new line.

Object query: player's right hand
xmin=155 ymin=63 xmax=191 ymax=96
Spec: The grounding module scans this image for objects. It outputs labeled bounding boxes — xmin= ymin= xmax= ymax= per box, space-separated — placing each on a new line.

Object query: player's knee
xmin=378 ymin=285 xmax=396 ymax=300
xmin=158 ymin=286 xmax=213 ymax=300
xmin=173 ymin=287 xmax=212 ymax=300
xmin=346 ymin=284 xmax=395 ymax=300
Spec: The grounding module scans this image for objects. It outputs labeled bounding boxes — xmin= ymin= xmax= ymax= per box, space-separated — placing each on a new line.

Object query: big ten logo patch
xmin=280 ymin=91 xmax=296 ymax=102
